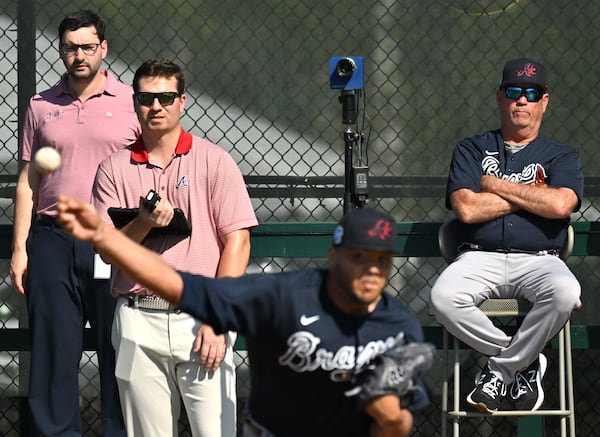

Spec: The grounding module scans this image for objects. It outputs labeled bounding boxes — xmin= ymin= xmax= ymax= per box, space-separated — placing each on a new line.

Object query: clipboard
xmin=107 ymin=207 xmax=192 ymax=237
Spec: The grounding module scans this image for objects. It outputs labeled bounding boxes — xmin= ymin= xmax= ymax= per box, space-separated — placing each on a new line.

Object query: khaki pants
xmin=112 ymin=297 xmax=237 ymax=436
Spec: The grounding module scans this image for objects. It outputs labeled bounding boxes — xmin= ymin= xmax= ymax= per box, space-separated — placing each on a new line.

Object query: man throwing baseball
xmin=56 ymin=202 xmax=430 ymax=437
xmin=10 ymin=10 xmax=140 ymax=435
xmin=429 ymin=58 xmax=583 ymax=414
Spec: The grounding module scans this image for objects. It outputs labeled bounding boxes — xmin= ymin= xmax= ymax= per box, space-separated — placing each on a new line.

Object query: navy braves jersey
xmin=178 ymin=268 xmax=428 ymax=437
xmin=446 ymin=130 xmax=583 ymax=251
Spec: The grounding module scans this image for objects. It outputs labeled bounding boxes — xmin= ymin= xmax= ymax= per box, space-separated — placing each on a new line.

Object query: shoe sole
xmin=466 ymin=390 xmax=497 ymax=414
xmin=466 ymin=400 xmax=497 ymax=414
xmin=530 ymin=353 xmax=548 ymax=411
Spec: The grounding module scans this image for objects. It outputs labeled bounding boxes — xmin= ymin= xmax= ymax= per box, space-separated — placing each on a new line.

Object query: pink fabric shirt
xmin=92 ymin=129 xmax=258 ymax=295
xmin=19 ymin=71 xmax=141 ymax=216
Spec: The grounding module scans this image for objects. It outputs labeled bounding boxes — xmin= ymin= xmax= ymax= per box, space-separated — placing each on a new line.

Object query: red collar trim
xmin=130 ymin=128 xmax=193 ymax=163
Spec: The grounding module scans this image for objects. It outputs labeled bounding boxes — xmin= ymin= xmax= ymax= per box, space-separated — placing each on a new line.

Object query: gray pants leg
xmin=429 ymin=251 xmax=580 ymax=382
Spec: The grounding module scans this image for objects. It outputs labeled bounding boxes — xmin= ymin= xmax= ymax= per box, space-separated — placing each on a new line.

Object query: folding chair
xmin=438 ymin=218 xmax=576 ymax=437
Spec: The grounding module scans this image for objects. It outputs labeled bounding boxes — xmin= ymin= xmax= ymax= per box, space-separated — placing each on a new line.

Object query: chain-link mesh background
xmin=1 ymin=0 xmax=600 ymax=435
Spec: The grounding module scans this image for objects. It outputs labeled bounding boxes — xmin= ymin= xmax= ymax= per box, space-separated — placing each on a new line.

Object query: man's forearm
xmin=450 ymin=188 xmax=518 ymax=224
xmin=481 ymin=175 xmax=576 ymax=218
xmin=217 ymin=229 xmax=251 ymax=278
xmin=12 ymin=165 xmax=36 ymax=251
xmin=366 ymin=396 xmax=413 ymax=437
xmin=93 ymin=222 xmax=184 ymax=305
xmin=58 ymin=196 xmax=185 ymax=305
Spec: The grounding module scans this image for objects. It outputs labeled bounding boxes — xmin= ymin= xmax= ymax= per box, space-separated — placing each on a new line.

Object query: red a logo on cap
xmin=516 ymin=63 xmax=537 ymax=78
xmin=368 ymin=219 xmax=393 ymax=240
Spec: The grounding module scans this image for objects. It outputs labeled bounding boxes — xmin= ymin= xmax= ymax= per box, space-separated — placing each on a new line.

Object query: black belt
xmin=125 ymin=295 xmax=177 ymax=312
xmin=36 ymin=215 xmax=59 ymax=226
xmin=457 ymin=242 xmax=559 ymax=256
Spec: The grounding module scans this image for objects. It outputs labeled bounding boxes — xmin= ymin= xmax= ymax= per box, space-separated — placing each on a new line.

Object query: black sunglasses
xmin=135 ymin=92 xmax=181 ymax=106
xmin=503 ymin=86 xmax=544 ymax=102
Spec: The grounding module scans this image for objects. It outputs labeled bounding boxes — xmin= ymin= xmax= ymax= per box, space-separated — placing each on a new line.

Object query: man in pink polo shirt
xmin=91 ymin=58 xmax=257 ymax=436
xmin=10 ymin=10 xmax=140 ymax=436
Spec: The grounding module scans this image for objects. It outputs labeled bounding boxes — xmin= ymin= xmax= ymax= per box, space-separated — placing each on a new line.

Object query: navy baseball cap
xmin=499 ymin=58 xmax=548 ymax=90
xmin=332 ymin=208 xmax=398 ymax=253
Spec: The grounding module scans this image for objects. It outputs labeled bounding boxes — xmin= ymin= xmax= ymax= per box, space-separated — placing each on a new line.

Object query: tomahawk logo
xmin=516 ymin=63 xmax=537 ymax=78
xmin=367 ymin=219 xmax=393 ymax=240
xmin=176 ymin=176 xmax=189 ymax=188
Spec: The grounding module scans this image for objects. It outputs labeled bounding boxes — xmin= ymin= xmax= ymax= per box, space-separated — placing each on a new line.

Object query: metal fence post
xmin=16 ymin=1 xmax=37 ymax=434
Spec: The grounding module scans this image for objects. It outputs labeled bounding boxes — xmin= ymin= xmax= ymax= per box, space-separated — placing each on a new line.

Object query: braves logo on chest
xmin=278 ymin=331 xmax=403 ymax=379
xmin=482 ymin=151 xmax=547 ymax=184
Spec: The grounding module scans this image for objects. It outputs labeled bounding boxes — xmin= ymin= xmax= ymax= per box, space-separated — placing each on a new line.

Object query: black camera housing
xmin=142 ymin=189 xmax=161 ymax=212
xmin=329 ymin=56 xmax=364 ymax=90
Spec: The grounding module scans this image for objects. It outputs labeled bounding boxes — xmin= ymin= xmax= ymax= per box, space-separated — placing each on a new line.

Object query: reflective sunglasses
xmin=135 ymin=92 xmax=181 ymax=106
xmin=60 ymin=43 xmax=101 ymax=56
xmin=503 ymin=86 xmax=544 ymax=102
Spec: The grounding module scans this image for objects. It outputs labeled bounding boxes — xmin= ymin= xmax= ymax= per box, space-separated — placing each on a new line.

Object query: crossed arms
xmin=450 ymin=175 xmax=578 ymax=224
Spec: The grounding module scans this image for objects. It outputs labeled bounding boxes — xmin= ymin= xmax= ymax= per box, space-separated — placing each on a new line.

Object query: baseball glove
xmin=347 ymin=341 xmax=436 ymax=409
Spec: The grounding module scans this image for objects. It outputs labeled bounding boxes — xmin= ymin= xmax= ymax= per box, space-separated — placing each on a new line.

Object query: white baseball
xmin=33 ymin=147 xmax=61 ymax=174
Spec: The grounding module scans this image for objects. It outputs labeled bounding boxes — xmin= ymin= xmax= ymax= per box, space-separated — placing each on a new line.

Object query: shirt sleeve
xmin=445 ymin=138 xmax=485 ymax=209
xmin=209 ymin=148 xmax=258 ymax=235
xmin=92 ymin=157 xmax=122 ymax=225
xmin=178 ymin=270 xmax=281 ymax=336
xmin=19 ymin=101 xmax=38 ymax=162
xmin=547 ymin=145 xmax=584 ymax=211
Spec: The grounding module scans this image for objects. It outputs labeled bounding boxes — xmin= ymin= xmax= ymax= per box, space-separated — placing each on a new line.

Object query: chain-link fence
xmin=1 ymin=0 xmax=600 ymax=435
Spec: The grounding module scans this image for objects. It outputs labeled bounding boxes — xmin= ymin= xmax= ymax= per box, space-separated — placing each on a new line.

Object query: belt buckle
xmin=127 ymin=294 xmax=175 ymax=312
xmin=127 ymin=295 xmax=138 ymax=308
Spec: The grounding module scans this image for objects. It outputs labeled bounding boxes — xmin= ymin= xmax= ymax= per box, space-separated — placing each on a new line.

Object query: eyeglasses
xmin=503 ymin=86 xmax=545 ymax=102
xmin=60 ymin=43 xmax=101 ymax=56
xmin=135 ymin=92 xmax=181 ymax=106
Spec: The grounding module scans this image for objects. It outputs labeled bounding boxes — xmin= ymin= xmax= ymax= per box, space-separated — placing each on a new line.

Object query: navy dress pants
xmin=24 ymin=221 xmax=125 ymax=437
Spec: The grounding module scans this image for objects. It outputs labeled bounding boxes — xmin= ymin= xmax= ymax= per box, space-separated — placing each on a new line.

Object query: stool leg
xmin=442 ymin=329 xmax=448 ymax=437
xmin=565 ymin=321 xmax=576 ymax=437
xmin=559 ymin=327 xmax=567 ymax=437
xmin=453 ymin=335 xmax=460 ymax=437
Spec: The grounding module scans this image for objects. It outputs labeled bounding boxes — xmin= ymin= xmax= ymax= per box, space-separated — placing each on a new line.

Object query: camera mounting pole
xmin=329 ymin=56 xmax=368 ymax=214
xmin=340 ymin=90 xmax=366 ymax=214
xmin=343 ymin=130 xmax=355 ymax=214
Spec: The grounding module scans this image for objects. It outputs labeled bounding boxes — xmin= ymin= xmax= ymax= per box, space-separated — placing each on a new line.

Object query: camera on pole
xmin=330 ymin=56 xmax=364 ymax=90
xmin=329 ymin=56 xmax=368 ymax=212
